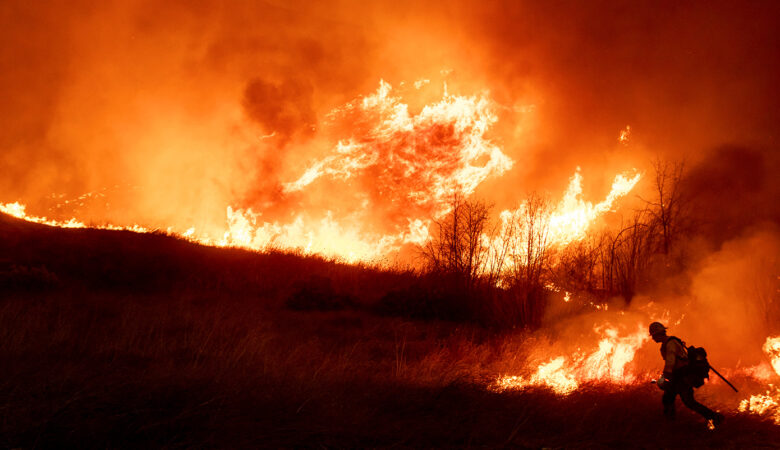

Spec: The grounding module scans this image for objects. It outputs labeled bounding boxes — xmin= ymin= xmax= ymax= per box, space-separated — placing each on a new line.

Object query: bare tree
xmin=551 ymin=233 xmax=604 ymax=294
xmin=595 ymin=228 xmax=617 ymax=297
xmin=481 ymin=213 xmax=511 ymax=289
xmin=539 ymin=159 xmax=692 ymax=307
xmin=643 ymin=158 xmax=688 ymax=255
xmin=421 ymin=193 xmax=492 ymax=289
xmin=501 ymin=193 xmax=553 ymax=326
xmin=608 ymin=210 xmax=656 ymax=305
xmin=520 ymin=193 xmax=552 ymax=290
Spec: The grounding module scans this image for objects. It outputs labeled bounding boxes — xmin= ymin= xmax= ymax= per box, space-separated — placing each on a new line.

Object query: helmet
xmin=649 ymin=322 xmax=667 ymax=336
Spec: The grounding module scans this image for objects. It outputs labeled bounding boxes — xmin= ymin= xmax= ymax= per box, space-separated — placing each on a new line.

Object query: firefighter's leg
xmin=662 ymin=387 xmax=676 ymax=420
xmin=679 ymin=386 xmax=716 ymax=421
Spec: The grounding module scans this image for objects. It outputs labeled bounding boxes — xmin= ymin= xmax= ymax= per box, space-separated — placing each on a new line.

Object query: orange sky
xmin=1 ymin=0 xmax=778 ymax=241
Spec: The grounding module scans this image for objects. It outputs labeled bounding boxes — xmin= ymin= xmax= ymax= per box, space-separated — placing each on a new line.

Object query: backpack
xmin=667 ymin=337 xmax=710 ymax=388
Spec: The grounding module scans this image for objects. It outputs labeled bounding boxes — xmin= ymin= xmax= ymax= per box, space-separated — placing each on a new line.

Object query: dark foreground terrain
xmin=1 ymin=213 xmax=778 ymax=448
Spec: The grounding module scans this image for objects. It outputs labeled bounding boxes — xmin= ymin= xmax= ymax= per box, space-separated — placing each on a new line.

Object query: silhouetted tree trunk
xmin=609 ymin=211 xmax=655 ymax=305
xmin=644 ymin=158 xmax=687 ymax=255
xmin=501 ymin=193 xmax=552 ymax=327
xmin=421 ymin=193 xmax=491 ymax=290
xmin=550 ymin=233 xmax=604 ymax=294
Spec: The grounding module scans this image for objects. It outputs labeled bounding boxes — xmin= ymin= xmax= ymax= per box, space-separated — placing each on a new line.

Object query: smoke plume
xmin=1 ymin=0 xmax=778 ymax=247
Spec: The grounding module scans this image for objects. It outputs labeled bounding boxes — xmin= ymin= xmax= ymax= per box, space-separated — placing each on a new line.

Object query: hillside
xmin=0 ymin=212 xmax=409 ymax=300
xmin=1 ymin=213 xmax=778 ymax=448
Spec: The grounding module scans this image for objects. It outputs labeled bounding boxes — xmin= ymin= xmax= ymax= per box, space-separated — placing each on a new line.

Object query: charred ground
xmin=1 ymin=213 xmax=778 ymax=448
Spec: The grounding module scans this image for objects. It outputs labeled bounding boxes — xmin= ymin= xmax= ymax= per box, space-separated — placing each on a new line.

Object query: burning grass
xmin=4 ymin=291 xmax=779 ymax=448
xmin=1 ymin=213 xmax=779 ymax=447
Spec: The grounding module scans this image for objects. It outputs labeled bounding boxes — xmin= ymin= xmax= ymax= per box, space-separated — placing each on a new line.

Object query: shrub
xmin=285 ymin=275 xmax=356 ymax=311
xmin=375 ymin=274 xmax=476 ymax=323
xmin=0 ymin=263 xmax=59 ymax=291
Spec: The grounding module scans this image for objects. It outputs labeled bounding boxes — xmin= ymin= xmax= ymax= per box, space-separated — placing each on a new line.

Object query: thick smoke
xmin=466 ymin=1 xmax=780 ymax=189
xmin=1 ymin=0 xmax=778 ymax=244
xmin=0 ymin=0 xmax=381 ymax=234
xmin=243 ymin=78 xmax=316 ymax=142
xmin=686 ymin=225 xmax=780 ymax=363
xmin=684 ymin=146 xmax=780 ymax=245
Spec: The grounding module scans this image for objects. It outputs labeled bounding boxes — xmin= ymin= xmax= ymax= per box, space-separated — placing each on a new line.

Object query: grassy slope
xmin=1 ymin=213 xmax=778 ymax=448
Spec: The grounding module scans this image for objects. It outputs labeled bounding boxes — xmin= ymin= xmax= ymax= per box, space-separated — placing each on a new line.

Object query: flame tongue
xmin=739 ymin=336 xmax=780 ymax=424
xmin=221 ymin=81 xmax=515 ymax=261
xmin=284 ymin=80 xmax=513 ymax=216
xmin=2 ymin=81 xmax=642 ymax=265
xmin=215 ymin=81 xmax=641 ymax=261
xmin=1 ymin=202 xmax=87 ymax=228
xmin=494 ymin=325 xmax=648 ymax=395
xmin=547 ymin=169 xmax=640 ymax=246
xmin=765 ymin=336 xmax=780 ymax=376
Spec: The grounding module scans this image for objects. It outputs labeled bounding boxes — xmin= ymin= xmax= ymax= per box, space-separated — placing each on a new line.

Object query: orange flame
xmin=1 ymin=202 xmax=87 ymax=228
xmin=2 ymin=81 xmax=642 ymax=265
xmin=618 ymin=125 xmax=631 ymax=145
xmin=490 ymin=169 xmax=641 ymax=273
xmin=739 ymin=336 xmax=780 ymax=424
xmin=547 ymin=168 xmax=640 ymax=246
xmin=218 ymin=80 xmax=518 ymax=261
xmin=766 ymin=336 xmax=780 ymax=376
xmin=493 ymin=324 xmax=648 ymax=395
xmin=284 ymin=80 xmax=513 ymax=212
xmin=2 ymin=165 xmax=641 ymax=264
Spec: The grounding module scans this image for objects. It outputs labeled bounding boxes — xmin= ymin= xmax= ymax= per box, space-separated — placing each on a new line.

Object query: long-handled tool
xmin=650 ymin=366 xmax=738 ymax=393
xmin=709 ymin=365 xmax=738 ymax=392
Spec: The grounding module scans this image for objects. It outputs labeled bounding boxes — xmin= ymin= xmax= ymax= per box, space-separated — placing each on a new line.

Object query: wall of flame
xmin=1 ymin=0 xmax=779 ymax=424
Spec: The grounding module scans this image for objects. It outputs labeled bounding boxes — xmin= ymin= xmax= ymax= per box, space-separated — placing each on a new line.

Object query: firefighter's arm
xmin=663 ymin=340 xmax=681 ymax=379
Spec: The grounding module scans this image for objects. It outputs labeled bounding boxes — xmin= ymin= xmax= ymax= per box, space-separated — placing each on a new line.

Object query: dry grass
xmin=1 ymin=214 xmax=778 ymax=448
